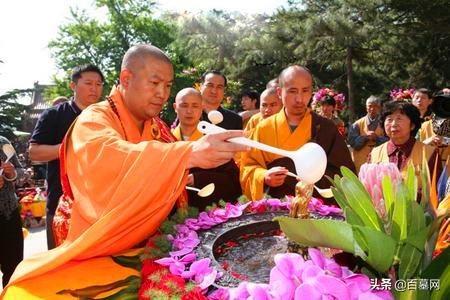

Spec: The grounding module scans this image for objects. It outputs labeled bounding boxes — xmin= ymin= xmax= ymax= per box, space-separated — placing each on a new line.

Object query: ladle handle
xmin=197 ymin=121 xmax=293 ymax=158
xmin=185 ymin=186 xmax=200 ymax=192
xmin=0 ymin=156 xmax=13 ymax=176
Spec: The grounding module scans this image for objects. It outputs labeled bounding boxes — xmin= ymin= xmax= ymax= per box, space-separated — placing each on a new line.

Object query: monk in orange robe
xmin=172 ymin=88 xmax=242 ymax=211
xmin=240 ymin=65 xmax=355 ymax=202
xmin=245 ymin=87 xmax=283 ymax=133
xmin=2 ymin=44 xmax=246 ymax=298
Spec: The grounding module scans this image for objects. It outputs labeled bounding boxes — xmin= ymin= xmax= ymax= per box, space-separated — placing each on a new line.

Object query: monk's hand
xmin=423 ymin=136 xmax=442 ymax=147
xmin=188 ymin=130 xmax=248 ymax=169
xmin=186 ymin=174 xmax=194 ymax=186
xmin=264 ymin=166 xmax=288 ymax=187
xmin=1 ymin=162 xmax=16 ymax=179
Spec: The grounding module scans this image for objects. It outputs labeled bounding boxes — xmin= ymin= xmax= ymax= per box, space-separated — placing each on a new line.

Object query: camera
xmin=431 ymin=93 xmax=450 ymax=138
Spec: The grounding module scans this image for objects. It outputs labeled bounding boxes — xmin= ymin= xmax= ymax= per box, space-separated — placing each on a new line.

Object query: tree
xmin=0 ymin=89 xmax=31 ymax=139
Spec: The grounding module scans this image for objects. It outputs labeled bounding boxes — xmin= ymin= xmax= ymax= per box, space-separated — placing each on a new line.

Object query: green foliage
xmin=277 ymin=163 xmax=449 ymax=289
xmin=0 ymin=89 xmax=30 ymax=138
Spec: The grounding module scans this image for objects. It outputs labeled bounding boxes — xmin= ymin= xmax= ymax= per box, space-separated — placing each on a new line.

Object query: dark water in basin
xmin=214 ymin=228 xmax=288 ymax=283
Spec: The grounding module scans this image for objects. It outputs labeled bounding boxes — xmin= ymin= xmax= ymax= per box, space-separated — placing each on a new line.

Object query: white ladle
xmin=197 ymin=121 xmax=327 ymax=185
xmin=186 ymin=183 xmax=215 ymax=197
xmin=0 ymin=144 xmax=16 ymax=176
xmin=286 ymin=171 xmax=333 ymax=198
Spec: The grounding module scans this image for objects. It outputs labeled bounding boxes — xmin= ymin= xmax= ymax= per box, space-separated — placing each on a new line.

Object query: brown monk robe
xmin=172 ymin=88 xmax=242 ymax=211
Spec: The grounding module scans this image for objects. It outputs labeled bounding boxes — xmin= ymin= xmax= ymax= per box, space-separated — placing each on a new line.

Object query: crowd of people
xmin=0 ymin=44 xmax=448 ymax=296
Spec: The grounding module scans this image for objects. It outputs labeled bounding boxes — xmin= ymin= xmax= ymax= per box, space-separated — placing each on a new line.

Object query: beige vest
xmin=352 ymin=116 xmax=385 ymax=173
xmin=370 ymin=141 xmax=435 ymax=187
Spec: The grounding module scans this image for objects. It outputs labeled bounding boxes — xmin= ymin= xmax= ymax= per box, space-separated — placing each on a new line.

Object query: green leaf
xmin=398 ymin=243 xmax=422 ymax=279
xmin=275 ymin=217 xmax=356 ymax=253
xmin=344 ymin=207 xmax=364 ymax=226
xmin=405 ymin=226 xmax=429 ymax=251
xmin=57 ymin=275 xmax=139 ymax=298
xmin=111 ymin=255 xmax=142 ymax=271
xmin=409 ymin=201 xmax=426 ymax=234
xmin=420 ymin=156 xmax=431 ymax=210
xmin=340 ymin=176 xmax=384 ymax=231
xmin=430 ymin=265 xmax=450 ymax=300
xmin=392 ymin=187 xmax=409 ymax=241
xmin=382 ymin=175 xmax=395 ymax=222
xmin=352 ymin=225 xmax=396 ymax=273
xmin=421 ymin=246 xmax=450 ymax=279
xmin=331 ymin=186 xmax=349 ymax=210
xmin=405 ymin=162 xmax=418 ymax=202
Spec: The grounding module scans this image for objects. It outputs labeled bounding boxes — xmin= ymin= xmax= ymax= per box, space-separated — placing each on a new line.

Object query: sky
xmin=0 ymin=0 xmax=287 ymax=101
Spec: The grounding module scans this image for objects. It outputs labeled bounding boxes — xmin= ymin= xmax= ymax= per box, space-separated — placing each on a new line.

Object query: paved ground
xmin=0 ymin=225 xmax=47 ymax=290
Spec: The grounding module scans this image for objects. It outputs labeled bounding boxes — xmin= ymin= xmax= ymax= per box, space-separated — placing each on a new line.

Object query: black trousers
xmin=0 ymin=208 xmax=24 ymax=287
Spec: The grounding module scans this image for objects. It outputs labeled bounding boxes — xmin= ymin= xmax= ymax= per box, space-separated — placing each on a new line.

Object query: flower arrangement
xmin=389 ymin=88 xmax=415 ymax=101
xmin=312 ymin=88 xmax=346 ymax=111
xmin=277 ymin=162 xmax=449 ymax=299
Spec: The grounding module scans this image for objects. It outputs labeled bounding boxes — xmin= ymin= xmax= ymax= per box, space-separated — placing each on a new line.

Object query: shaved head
xmin=175 ymin=88 xmax=202 ymax=104
xmin=121 ymin=44 xmax=172 ymax=72
xmin=278 ymin=65 xmax=312 ymax=88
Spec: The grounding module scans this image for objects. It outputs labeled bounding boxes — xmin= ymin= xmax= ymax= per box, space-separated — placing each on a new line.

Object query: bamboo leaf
xmin=340 ymin=176 xmax=384 ymax=231
xmin=344 ymin=207 xmax=364 ymax=226
xmin=409 ymin=201 xmax=426 ymax=234
xmin=331 ymin=186 xmax=349 ymax=210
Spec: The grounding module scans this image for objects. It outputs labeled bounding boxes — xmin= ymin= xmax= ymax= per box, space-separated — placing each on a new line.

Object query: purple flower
xmin=181 ymin=258 xmax=219 ymax=290
xmin=229 ymin=282 xmax=250 ymax=300
xmin=155 ymin=252 xmax=196 ymax=275
xmin=309 ymin=197 xmax=342 ymax=216
xmin=246 ymin=283 xmax=271 ymax=300
xmin=295 ymin=273 xmax=350 ymax=300
xmin=208 ymin=287 xmax=230 ymax=300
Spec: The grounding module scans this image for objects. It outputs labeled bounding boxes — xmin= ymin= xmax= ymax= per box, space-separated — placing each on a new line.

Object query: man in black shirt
xmin=199 ymin=70 xmax=242 ymax=130
xmin=29 ymin=64 xmax=104 ymax=249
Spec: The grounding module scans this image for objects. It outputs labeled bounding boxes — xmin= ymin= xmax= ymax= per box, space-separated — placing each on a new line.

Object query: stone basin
xmin=195 ymin=209 xmax=344 ymax=288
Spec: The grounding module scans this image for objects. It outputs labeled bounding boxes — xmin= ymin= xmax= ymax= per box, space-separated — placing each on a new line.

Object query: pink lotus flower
xmin=358 ymin=163 xmax=402 ymax=222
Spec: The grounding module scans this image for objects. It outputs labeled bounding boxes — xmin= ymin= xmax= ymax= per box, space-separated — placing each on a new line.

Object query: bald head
xmin=174 ymin=88 xmax=203 ymax=128
xmin=278 ymin=65 xmax=312 ymax=88
xmin=260 ymin=87 xmax=282 ymax=118
xmin=121 ymin=44 xmax=172 ymax=72
xmin=175 ymin=88 xmax=202 ymax=104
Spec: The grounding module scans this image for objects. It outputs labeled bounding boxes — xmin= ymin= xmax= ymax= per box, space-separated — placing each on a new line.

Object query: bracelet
xmin=3 ymin=170 xmax=17 ymax=182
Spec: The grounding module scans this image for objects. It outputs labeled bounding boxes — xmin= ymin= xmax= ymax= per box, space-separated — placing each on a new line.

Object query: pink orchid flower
xmin=154 ymin=252 xmax=196 ymax=275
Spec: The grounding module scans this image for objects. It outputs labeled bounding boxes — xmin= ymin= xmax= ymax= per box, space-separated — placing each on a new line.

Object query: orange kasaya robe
xmin=244 ymin=112 xmax=263 ymax=134
xmin=2 ymin=87 xmax=193 ymax=298
xmin=240 ymin=108 xmax=312 ymax=201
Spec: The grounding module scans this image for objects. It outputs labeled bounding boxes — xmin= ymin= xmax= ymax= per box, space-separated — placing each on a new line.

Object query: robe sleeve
xmin=240 ymin=126 xmax=268 ymax=201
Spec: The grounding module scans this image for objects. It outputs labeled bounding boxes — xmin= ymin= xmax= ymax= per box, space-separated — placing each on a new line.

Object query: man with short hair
xmin=29 ymin=63 xmax=104 ymax=249
xmin=239 ymin=91 xmax=260 ymax=127
xmin=348 ymin=95 xmax=388 ymax=173
xmin=200 ymin=70 xmax=242 ymax=129
xmin=3 ymin=44 xmax=246 ymax=296
xmin=412 ymin=88 xmax=433 ymax=124
xmin=172 ymin=88 xmax=242 ymax=211
xmin=245 ymin=87 xmax=283 ymax=132
xmin=241 ymin=65 xmax=355 ymax=202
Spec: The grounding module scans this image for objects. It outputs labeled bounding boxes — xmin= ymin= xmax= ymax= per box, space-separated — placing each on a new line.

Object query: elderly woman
xmin=368 ymin=101 xmax=441 ymax=182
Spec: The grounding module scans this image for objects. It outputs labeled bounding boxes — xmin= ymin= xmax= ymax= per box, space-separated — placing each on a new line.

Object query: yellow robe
xmin=418 ymin=119 xmax=450 ymax=167
xmin=240 ymin=109 xmax=311 ymax=201
xmin=172 ymin=125 xmax=203 ymax=141
xmin=2 ymin=87 xmax=192 ymax=297
xmin=244 ymin=112 xmax=263 ymax=133
xmin=351 ymin=116 xmax=385 ymax=173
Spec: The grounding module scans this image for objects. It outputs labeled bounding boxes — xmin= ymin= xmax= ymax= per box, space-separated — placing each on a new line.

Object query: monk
xmin=172 ymin=88 xmax=242 ymax=211
xmin=2 ymin=44 xmax=246 ymax=298
xmin=240 ymin=65 xmax=355 ymax=202
xmin=245 ymin=87 xmax=283 ymax=133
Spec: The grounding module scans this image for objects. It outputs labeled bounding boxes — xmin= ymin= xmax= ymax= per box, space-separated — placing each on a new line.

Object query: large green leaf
xmin=430 ymin=262 xmax=450 ymax=300
xmin=405 ymin=162 xmax=418 ymax=202
xmin=275 ymin=217 xmax=356 ymax=253
xmin=352 ymin=225 xmax=396 ymax=273
xmin=409 ymin=201 xmax=426 ymax=234
xmin=340 ymin=176 xmax=384 ymax=231
xmin=398 ymin=243 xmax=423 ymax=279
xmin=344 ymin=207 xmax=364 ymax=227
xmin=331 ymin=186 xmax=349 ymax=211
xmin=421 ymin=246 xmax=450 ymax=279
xmin=391 ymin=187 xmax=410 ymax=241
xmin=382 ymin=175 xmax=396 ymax=224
